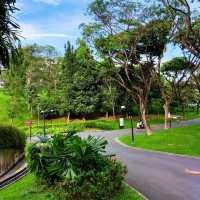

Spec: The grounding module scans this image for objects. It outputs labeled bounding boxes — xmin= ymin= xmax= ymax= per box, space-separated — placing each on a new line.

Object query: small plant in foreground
xmin=26 ymin=131 xmax=127 ymax=200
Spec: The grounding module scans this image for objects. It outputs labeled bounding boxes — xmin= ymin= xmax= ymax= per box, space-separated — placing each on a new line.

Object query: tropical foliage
xmin=26 ymin=131 xmax=127 ymax=200
xmin=0 ymin=0 xmax=20 ymax=67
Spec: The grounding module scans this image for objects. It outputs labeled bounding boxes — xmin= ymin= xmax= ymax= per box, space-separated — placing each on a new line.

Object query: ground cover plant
xmin=119 ymin=124 xmax=200 ymax=156
xmin=26 ymin=131 xmax=127 ymax=200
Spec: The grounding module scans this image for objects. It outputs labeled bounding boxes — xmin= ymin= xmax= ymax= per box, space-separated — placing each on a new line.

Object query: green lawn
xmin=119 ymin=124 xmax=200 ymax=156
xmin=0 ymin=174 xmax=144 ymax=200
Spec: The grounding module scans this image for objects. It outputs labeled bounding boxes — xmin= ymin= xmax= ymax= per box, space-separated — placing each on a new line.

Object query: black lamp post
xmin=41 ymin=110 xmax=46 ymax=136
xmin=50 ymin=109 xmax=54 ymax=129
xmin=121 ymin=105 xmax=134 ymax=143
xmin=130 ymin=116 xmax=134 ymax=143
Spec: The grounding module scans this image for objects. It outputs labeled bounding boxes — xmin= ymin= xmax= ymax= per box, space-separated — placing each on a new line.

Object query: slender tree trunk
xmin=112 ymin=106 xmax=115 ymax=118
xmin=163 ymin=101 xmax=169 ymax=129
xmin=181 ymin=103 xmax=185 ymax=117
xmin=67 ymin=112 xmax=70 ymax=123
xmin=197 ymin=101 xmax=200 ymax=114
xmin=37 ymin=105 xmax=40 ymax=127
xmin=139 ymin=96 xmax=152 ymax=135
xmin=106 ymin=112 xmax=109 ymax=119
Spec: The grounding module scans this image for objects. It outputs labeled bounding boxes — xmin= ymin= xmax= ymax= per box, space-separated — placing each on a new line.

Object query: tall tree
xmin=82 ymin=0 xmax=171 ymax=134
xmin=61 ymin=42 xmax=77 ymax=120
xmin=160 ymin=57 xmax=191 ymax=128
xmin=71 ymin=40 xmax=101 ymax=117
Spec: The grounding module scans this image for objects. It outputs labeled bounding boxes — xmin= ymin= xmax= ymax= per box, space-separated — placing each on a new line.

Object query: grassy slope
xmin=0 ymin=174 xmax=144 ymax=200
xmin=0 ymin=90 xmax=31 ymax=126
xmin=0 ymin=91 xmax=10 ymax=123
xmin=119 ymin=124 xmax=200 ymax=156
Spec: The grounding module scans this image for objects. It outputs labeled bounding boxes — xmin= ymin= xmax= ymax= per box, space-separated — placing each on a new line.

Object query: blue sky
xmin=15 ymin=0 xmax=182 ymax=60
xmin=16 ymin=0 xmax=93 ymax=55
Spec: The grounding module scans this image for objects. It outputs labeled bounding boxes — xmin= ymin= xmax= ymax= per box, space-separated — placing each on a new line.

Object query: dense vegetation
xmin=26 ymin=131 xmax=127 ymax=200
xmin=0 ymin=125 xmax=26 ymax=149
xmin=1 ymin=0 xmax=199 ymax=136
xmin=119 ymin=124 xmax=200 ymax=156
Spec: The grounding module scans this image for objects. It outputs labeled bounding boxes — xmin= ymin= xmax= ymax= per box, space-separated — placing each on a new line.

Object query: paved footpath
xmin=79 ymin=119 xmax=200 ymax=200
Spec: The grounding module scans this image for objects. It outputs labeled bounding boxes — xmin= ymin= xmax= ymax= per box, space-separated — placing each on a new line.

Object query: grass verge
xmin=119 ymin=124 xmax=200 ymax=157
xmin=0 ymin=174 xmax=144 ymax=200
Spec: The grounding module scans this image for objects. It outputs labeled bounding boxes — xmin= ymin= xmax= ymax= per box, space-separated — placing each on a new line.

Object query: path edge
xmin=123 ymin=182 xmax=149 ymax=200
xmin=115 ymin=137 xmax=200 ymax=160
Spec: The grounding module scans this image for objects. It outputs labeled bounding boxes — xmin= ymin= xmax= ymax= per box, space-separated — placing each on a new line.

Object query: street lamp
xmin=40 ymin=110 xmax=46 ymax=136
xmin=130 ymin=116 xmax=134 ymax=143
xmin=50 ymin=109 xmax=54 ymax=129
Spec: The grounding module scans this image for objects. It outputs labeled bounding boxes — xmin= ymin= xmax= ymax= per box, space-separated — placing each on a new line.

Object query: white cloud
xmin=32 ymin=33 xmax=69 ymax=37
xmin=33 ymin=0 xmax=63 ymax=6
xmin=20 ymin=22 xmax=72 ymax=40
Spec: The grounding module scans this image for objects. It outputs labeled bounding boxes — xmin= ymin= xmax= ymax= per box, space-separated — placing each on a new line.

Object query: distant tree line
xmin=1 ymin=0 xmax=200 ymax=135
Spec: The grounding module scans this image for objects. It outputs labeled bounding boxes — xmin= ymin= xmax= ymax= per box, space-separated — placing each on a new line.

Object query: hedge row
xmin=0 ymin=125 xmax=26 ymax=149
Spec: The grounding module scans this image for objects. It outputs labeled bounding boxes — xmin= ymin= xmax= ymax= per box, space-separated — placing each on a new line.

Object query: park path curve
xmin=79 ymin=119 xmax=200 ymax=200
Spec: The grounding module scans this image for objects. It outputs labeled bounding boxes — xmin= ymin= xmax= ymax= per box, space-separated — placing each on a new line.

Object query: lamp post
xmin=130 ymin=116 xmax=134 ymax=143
xmin=50 ymin=109 xmax=54 ymax=129
xmin=121 ymin=105 xmax=134 ymax=143
xmin=41 ymin=110 xmax=46 ymax=136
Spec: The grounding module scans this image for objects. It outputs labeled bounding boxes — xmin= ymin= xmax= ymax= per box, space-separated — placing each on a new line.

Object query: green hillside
xmin=0 ymin=90 xmax=11 ymax=123
xmin=0 ymin=90 xmax=30 ymax=126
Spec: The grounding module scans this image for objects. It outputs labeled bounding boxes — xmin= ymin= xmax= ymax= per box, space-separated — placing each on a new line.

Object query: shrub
xmin=0 ymin=125 xmax=26 ymax=149
xmin=85 ymin=120 xmax=114 ymax=130
xmin=26 ymin=132 xmax=127 ymax=200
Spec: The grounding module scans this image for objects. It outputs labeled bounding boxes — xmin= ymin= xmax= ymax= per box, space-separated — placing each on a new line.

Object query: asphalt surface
xmin=79 ymin=119 xmax=200 ymax=200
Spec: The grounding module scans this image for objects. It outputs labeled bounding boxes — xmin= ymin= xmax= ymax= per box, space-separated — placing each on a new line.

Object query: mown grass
xmin=119 ymin=124 xmax=200 ymax=156
xmin=0 ymin=174 xmax=144 ymax=200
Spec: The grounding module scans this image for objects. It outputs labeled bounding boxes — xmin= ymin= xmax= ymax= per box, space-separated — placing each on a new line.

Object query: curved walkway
xmin=79 ymin=119 xmax=200 ymax=200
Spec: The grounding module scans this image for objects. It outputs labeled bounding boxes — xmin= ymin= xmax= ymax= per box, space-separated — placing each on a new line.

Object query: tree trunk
xmin=37 ymin=105 xmax=40 ymax=128
xmin=112 ymin=106 xmax=115 ymax=118
xmin=163 ymin=101 xmax=169 ymax=129
xmin=106 ymin=112 xmax=109 ymax=119
xmin=139 ymin=97 xmax=152 ymax=135
xmin=67 ymin=112 xmax=70 ymax=123
xmin=181 ymin=104 xmax=185 ymax=117
xmin=197 ymin=101 xmax=200 ymax=114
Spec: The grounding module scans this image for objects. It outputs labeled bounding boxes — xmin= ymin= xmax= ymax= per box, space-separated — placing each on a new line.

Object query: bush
xmin=85 ymin=120 xmax=114 ymax=130
xmin=26 ymin=132 xmax=127 ymax=200
xmin=0 ymin=125 xmax=26 ymax=149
